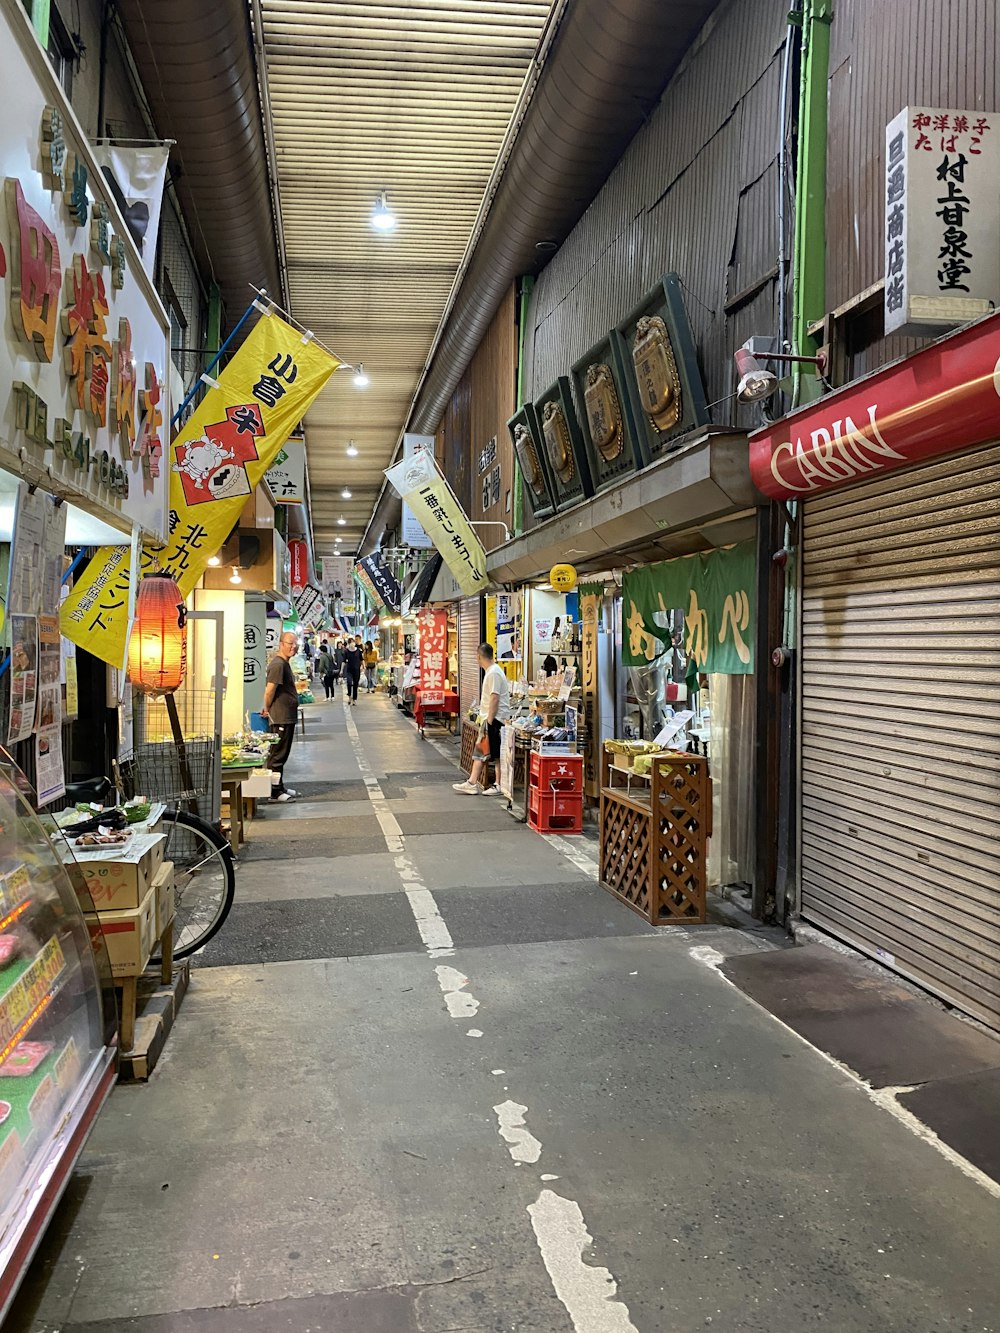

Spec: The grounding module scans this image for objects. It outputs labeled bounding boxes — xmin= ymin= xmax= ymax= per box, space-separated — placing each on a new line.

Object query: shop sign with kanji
xmin=264 ymin=435 xmax=306 ymax=504
xmin=622 ymin=542 xmax=755 ymax=675
xmin=884 ymin=106 xmax=999 ymax=336
xmin=0 ymin=1 xmax=170 ymax=539
xmin=417 ymin=608 xmax=449 ymax=701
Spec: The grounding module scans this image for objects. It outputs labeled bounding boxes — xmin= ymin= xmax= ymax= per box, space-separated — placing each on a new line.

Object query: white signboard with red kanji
xmin=884 ymin=106 xmax=1000 ymax=337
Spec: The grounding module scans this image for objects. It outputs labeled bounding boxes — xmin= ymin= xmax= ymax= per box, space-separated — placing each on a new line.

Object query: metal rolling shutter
xmin=800 ymin=444 xmax=1000 ymax=1033
xmin=458 ymin=596 xmax=482 ymax=719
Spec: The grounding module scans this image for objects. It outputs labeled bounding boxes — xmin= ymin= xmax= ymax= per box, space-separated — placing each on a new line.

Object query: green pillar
xmin=513 ymin=275 xmax=534 ymax=536
xmin=792 ymin=1 xmax=833 ymax=406
xmin=30 ymin=0 xmax=51 ymax=47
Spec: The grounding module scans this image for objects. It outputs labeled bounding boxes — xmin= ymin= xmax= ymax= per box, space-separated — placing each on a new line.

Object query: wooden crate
xmin=598 ymin=751 xmax=711 ymax=924
xmin=460 ymin=719 xmax=479 ymax=774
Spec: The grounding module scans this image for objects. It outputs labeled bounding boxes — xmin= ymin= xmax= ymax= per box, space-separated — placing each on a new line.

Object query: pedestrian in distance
xmin=343 ymin=636 xmax=363 ymax=705
xmin=454 ymin=642 xmax=510 ymax=796
xmin=261 ymin=630 xmax=300 ymax=802
xmin=363 ymin=639 xmax=379 ymax=692
xmin=331 ymin=638 xmax=344 ymax=695
xmin=317 ymin=643 xmax=335 ymax=699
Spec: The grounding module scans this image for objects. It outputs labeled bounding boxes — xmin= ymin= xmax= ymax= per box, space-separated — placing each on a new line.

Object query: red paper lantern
xmin=128 ymin=573 xmax=187 ymax=694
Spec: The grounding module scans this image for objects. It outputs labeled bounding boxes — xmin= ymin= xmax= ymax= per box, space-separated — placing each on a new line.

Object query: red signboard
xmin=749 ymin=310 xmax=1000 ymax=500
xmin=417 ymin=609 xmax=448 ymax=699
xmin=288 ymin=538 xmax=308 ymax=592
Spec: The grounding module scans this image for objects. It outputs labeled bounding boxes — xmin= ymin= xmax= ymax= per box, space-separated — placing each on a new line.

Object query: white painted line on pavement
xmin=435 ymin=964 xmax=480 ymax=1018
xmin=528 ymin=1190 xmax=640 ymax=1333
xmin=494 ymin=1100 xmax=542 ymax=1164
xmin=687 ymin=944 xmax=1000 ymax=1202
xmin=344 ymin=699 xmax=455 ymax=959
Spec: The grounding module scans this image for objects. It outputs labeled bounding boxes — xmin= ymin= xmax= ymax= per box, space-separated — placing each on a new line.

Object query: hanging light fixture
xmin=337 ymin=515 xmax=346 ymax=527
xmin=346 ymin=440 xmax=359 ymax=457
xmin=207 ymin=553 xmax=221 ymax=567
xmin=128 ymin=573 xmax=187 ymax=695
xmin=341 ymin=487 xmax=352 ymax=499
xmin=335 ymin=536 xmax=343 ymax=543
xmin=353 ymin=363 xmax=369 ymax=389
xmin=371 ymin=190 xmax=396 ymax=232
xmin=229 ymin=566 xmax=242 ymax=585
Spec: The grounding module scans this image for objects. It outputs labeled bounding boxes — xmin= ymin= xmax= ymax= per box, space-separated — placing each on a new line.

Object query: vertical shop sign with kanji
xmin=884 ymin=107 xmax=1000 ymax=336
xmin=417 ymin=608 xmax=449 ymax=705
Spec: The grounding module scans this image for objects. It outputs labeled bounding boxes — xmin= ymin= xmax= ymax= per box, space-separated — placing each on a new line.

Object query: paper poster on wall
xmin=64 ymin=656 xmax=78 ymax=718
xmin=8 ymin=485 xmax=48 ymax=618
xmin=244 ymin=601 xmax=267 ymax=693
xmin=8 ymin=614 xmax=38 ymax=744
xmin=118 ymin=684 xmax=134 ymax=763
xmin=35 ymin=614 xmax=65 ymax=803
xmin=496 ymin=592 xmax=522 ymax=662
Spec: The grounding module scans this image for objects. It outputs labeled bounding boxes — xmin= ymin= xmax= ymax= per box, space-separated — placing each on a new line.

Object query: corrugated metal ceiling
xmin=256 ymin=0 xmax=554 ymax=555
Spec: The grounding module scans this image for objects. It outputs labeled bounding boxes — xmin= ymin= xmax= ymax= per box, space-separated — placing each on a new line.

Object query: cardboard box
xmin=241 ymin=769 xmax=274 ymax=800
xmin=75 ymin=833 xmax=166 ymax=912
xmin=152 ymin=860 xmax=175 ymax=935
xmin=90 ymin=884 xmax=157 ymax=978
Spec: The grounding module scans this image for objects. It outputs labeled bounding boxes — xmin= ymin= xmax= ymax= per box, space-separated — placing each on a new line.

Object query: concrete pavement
xmin=6 ymin=693 xmax=999 ymax=1332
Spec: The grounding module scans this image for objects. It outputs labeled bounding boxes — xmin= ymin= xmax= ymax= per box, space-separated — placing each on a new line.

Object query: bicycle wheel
xmin=152 ymin=809 xmax=236 ymax=961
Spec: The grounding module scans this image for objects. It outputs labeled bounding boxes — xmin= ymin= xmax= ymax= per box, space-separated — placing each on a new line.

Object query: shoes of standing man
xmin=452 ymin=781 xmax=479 ymax=795
xmin=275 ymin=792 xmax=294 ymax=803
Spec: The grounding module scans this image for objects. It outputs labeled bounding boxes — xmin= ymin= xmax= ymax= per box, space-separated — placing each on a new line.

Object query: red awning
xmin=749 ymin=309 xmax=1000 ymax=500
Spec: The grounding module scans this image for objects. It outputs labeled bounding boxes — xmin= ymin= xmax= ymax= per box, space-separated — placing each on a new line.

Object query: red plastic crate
xmin=528 ymin=787 xmax=583 ymax=834
xmin=529 ymin=752 xmax=583 ymax=794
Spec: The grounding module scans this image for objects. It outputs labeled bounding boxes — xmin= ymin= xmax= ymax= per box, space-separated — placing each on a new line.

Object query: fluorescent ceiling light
xmin=371 ymin=191 xmax=396 ymax=232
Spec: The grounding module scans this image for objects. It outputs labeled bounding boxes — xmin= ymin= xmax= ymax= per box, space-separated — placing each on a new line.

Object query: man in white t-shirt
xmin=454 ymin=642 xmax=510 ymax=796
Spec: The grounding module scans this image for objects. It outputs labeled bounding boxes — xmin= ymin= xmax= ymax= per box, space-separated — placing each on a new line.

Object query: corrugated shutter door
xmin=800 ymin=444 xmax=1000 ymax=1033
xmin=459 ymin=597 xmax=482 ymax=719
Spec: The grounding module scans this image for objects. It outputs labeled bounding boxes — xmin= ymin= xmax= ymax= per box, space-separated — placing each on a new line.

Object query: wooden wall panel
xmin=437 ymin=285 xmax=517 ymax=552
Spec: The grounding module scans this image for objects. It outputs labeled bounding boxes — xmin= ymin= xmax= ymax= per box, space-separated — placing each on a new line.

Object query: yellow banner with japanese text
xmin=384 ymin=452 xmax=487 ymax=596
xmin=60 ymin=314 xmax=339 ymax=665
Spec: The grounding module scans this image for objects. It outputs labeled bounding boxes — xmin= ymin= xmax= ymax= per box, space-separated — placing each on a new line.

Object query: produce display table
xmin=413 ymin=688 xmax=460 ymax=735
xmin=598 ymin=751 xmax=711 ymax=924
xmin=220 ymin=764 xmax=256 ymax=855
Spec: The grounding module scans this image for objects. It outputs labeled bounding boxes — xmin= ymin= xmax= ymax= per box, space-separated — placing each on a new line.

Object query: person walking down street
xmin=363 ymin=639 xmax=379 ymax=693
xmin=317 ymin=643 xmax=335 ymax=699
xmin=343 ymin=637 xmax=363 ymax=705
xmin=454 ymin=643 xmax=510 ymax=796
xmin=332 ymin=639 xmax=345 ymax=696
xmin=262 ymin=630 xmax=300 ymax=802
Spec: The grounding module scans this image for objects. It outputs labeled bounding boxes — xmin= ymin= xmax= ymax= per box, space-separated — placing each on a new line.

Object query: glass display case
xmin=0 ymin=761 xmax=116 ymax=1321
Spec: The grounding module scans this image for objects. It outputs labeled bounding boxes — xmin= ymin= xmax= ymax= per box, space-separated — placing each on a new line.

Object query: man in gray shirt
xmin=262 ymin=631 xmax=300 ymax=802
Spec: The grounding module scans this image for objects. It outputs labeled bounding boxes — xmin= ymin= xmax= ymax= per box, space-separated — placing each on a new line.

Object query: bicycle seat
xmin=65 ymin=776 xmax=115 ymax=804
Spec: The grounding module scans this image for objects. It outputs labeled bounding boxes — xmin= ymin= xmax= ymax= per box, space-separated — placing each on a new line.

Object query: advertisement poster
xmin=417 ymin=608 xmax=448 ymax=702
xmin=41 ymin=500 xmax=67 ymax=612
xmin=8 ymin=614 xmax=38 ymax=744
xmin=35 ymin=616 xmax=64 ymax=800
xmin=244 ymin=601 xmax=267 ymax=693
xmin=8 ymin=485 xmax=48 ymax=618
xmin=496 ymin=592 xmax=522 ymax=663
xmin=264 ymin=436 xmax=306 ymax=503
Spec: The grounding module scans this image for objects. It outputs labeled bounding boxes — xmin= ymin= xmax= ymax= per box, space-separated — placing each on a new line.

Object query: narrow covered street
xmin=8 ymin=696 xmax=999 ymax=1333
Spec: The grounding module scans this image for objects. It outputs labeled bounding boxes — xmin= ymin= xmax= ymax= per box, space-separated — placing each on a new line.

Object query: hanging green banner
xmin=622 ymin=541 xmax=755 ymax=674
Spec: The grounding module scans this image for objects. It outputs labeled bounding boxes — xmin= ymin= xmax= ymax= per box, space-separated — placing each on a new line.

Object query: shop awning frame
xmin=486 ymin=428 xmax=758 ymax=583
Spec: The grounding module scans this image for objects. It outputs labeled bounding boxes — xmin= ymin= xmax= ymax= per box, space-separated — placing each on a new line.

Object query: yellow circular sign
xmin=549 ymin=563 xmax=578 ymax=593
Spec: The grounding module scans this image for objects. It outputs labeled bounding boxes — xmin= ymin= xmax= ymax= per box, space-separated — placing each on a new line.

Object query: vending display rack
xmin=0 ymin=763 xmax=116 ymax=1322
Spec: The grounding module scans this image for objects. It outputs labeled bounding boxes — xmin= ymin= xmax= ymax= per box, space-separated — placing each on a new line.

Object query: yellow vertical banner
xmin=60 ymin=314 xmax=340 ymax=665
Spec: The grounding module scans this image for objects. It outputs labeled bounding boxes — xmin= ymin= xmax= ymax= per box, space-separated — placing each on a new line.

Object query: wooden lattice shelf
xmin=598 ymin=751 xmax=711 ymax=925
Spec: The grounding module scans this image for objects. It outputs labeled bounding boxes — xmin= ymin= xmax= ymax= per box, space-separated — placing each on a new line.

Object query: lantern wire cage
xmin=119 ymin=690 xmax=221 ymax=824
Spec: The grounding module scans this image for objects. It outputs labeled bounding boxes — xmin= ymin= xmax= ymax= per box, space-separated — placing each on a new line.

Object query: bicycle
xmin=63 ymin=775 xmax=236 ymax=961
